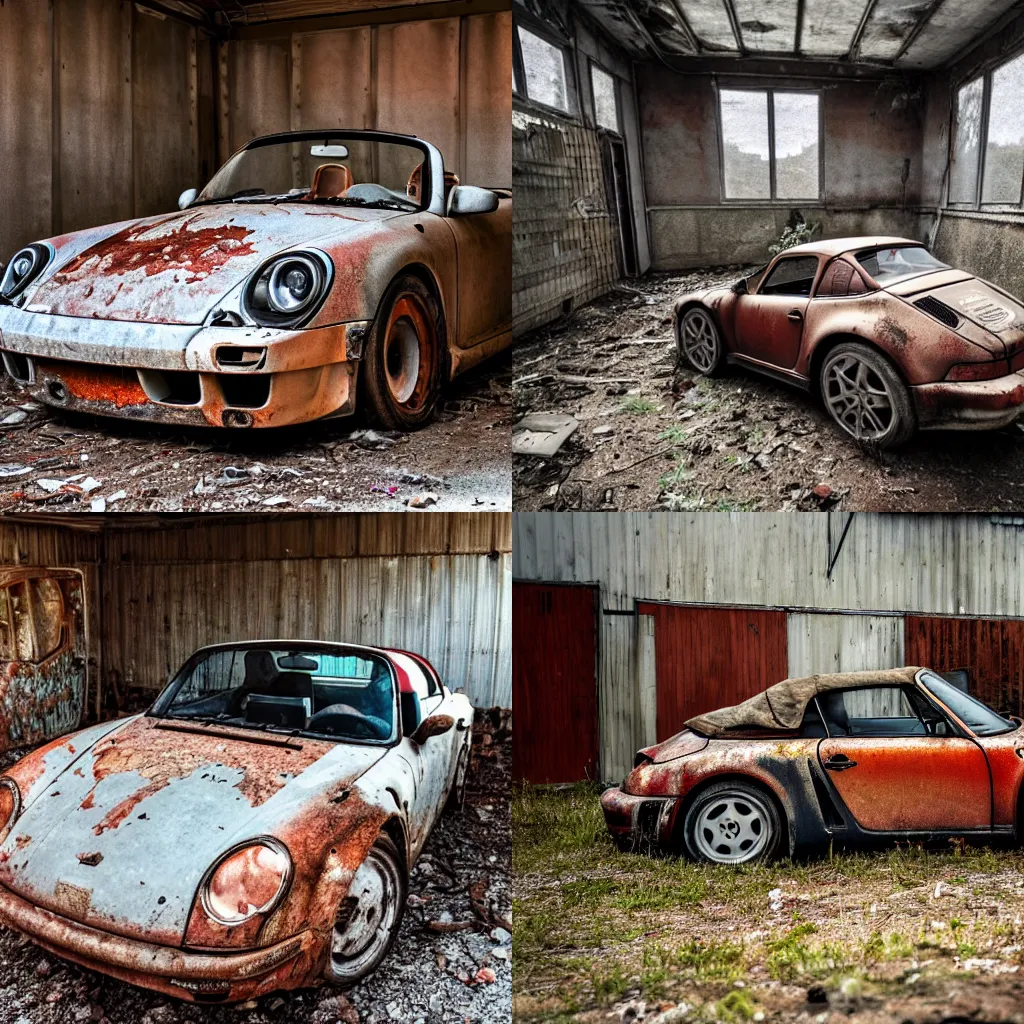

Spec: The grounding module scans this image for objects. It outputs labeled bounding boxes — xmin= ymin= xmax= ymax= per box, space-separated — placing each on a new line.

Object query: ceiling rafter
xmin=894 ymin=0 xmax=949 ymax=61
xmin=846 ymin=0 xmax=881 ymax=61
xmin=720 ymin=0 xmax=747 ymax=55
xmin=667 ymin=0 xmax=703 ymax=53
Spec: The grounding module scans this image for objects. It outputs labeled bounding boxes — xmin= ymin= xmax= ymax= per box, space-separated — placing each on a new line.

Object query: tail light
xmin=945 ymin=361 xmax=1009 ymax=382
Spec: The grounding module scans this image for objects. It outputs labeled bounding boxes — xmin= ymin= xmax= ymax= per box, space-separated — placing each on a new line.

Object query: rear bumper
xmin=0 ymin=881 xmax=318 ymax=1002
xmin=0 ymin=308 xmax=368 ymax=428
xmin=912 ymin=370 xmax=1024 ymax=430
xmin=600 ymin=786 xmax=678 ymax=849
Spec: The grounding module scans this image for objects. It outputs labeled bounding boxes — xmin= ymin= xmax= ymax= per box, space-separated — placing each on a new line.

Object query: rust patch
xmin=55 ymin=219 xmax=256 ymax=286
xmin=876 ymin=316 xmax=910 ymax=349
xmin=35 ymin=361 xmax=149 ymax=409
xmin=83 ymin=718 xmax=333 ymax=835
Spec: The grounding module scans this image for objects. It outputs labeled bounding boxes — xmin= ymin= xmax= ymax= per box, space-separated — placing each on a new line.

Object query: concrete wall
xmin=636 ymin=64 xmax=931 ymax=270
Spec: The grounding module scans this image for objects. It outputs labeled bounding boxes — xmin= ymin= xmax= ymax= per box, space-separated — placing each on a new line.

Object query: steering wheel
xmin=308 ymin=704 xmax=390 ymax=740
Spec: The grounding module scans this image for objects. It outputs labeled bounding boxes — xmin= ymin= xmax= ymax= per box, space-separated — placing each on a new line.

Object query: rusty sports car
xmin=0 ymin=640 xmax=472 ymax=1002
xmin=675 ymin=237 xmax=1024 ymax=447
xmin=0 ymin=130 xmax=511 ymax=430
xmin=602 ymin=667 xmax=1024 ymax=864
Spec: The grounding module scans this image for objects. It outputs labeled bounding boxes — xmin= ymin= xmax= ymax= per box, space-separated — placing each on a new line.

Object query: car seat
xmin=818 ymin=691 xmax=851 ymax=735
xmin=309 ymin=163 xmax=353 ymax=199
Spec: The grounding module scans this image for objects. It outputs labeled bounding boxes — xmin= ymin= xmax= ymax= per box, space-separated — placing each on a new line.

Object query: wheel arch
xmin=807 ymin=332 xmax=913 ymax=400
xmin=379 ymin=814 xmax=410 ymax=870
xmin=676 ymin=299 xmax=724 ymax=343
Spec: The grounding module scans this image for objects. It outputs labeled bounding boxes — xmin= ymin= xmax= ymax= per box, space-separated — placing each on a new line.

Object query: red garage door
xmin=513 ymin=583 xmax=598 ymax=784
xmin=905 ymin=615 xmax=1024 ymax=717
xmin=637 ymin=603 xmax=789 ymax=741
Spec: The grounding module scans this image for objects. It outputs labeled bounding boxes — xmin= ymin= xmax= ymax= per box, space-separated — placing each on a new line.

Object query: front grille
xmin=914 ymin=296 xmax=960 ymax=328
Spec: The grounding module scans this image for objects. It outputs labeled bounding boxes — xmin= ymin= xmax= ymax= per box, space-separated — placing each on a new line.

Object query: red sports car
xmin=674 ymin=237 xmax=1024 ymax=448
xmin=601 ymin=667 xmax=1024 ymax=864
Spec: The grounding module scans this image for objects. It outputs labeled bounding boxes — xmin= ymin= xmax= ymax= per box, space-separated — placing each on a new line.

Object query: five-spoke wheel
xmin=683 ymin=781 xmax=781 ymax=865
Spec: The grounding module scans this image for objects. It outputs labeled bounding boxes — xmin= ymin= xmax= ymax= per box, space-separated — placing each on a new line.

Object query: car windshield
xmin=197 ymin=134 xmax=429 ymax=211
xmin=150 ymin=644 xmax=398 ymax=744
xmin=855 ymin=246 xmax=948 ymax=284
xmin=919 ymin=670 xmax=1017 ymax=736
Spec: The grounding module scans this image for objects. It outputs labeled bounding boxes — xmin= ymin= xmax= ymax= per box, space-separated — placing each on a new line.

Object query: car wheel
xmin=820 ymin=341 xmax=916 ymax=448
xmin=362 ymin=274 xmax=445 ymax=431
xmin=445 ymin=743 xmax=470 ymax=813
xmin=326 ymin=834 xmax=408 ymax=986
xmin=682 ymin=781 xmax=781 ymax=865
xmin=678 ymin=307 xmax=725 ymax=376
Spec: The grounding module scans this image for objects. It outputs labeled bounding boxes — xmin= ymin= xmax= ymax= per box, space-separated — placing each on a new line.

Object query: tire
xmin=445 ymin=742 xmax=470 ymax=814
xmin=682 ymin=780 xmax=782 ymax=865
xmin=678 ymin=306 xmax=725 ymax=376
xmin=819 ymin=341 xmax=916 ymax=448
xmin=362 ymin=274 xmax=446 ymax=430
xmin=326 ymin=834 xmax=408 ymax=986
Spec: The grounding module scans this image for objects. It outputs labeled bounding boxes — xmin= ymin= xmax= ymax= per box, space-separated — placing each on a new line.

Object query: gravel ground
xmin=0 ymin=351 xmax=511 ymax=513
xmin=0 ymin=711 xmax=511 ymax=1024
xmin=513 ymin=270 xmax=1024 ymax=512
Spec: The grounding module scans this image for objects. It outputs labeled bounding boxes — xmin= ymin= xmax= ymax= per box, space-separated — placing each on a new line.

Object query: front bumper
xmin=912 ymin=369 xmax=1024 ymax=430
xmin=0 ymin=307 xmax=369 ymax=428
xmin=0 ymin=880 xmax=320 ymax=1002
xmin=600 ymin=786 xmax=679 ymax=850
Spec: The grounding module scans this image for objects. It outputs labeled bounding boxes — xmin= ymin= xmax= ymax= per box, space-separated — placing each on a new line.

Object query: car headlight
xmin=200 ymin=839 xmax=292 ymax=925
xmin=0 ymin=778 xmax=21 ymax=843
xmin=243 ymin=251 xmax=332 ymax=328
xmin=1 ymin=244 xmax=51 ymax=300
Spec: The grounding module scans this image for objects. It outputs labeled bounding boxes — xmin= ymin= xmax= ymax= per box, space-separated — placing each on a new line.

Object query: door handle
xmin=824 ymin=753 xmax=857 ymax=771
xmin=787 ymin=309 xmax=804 ymax=322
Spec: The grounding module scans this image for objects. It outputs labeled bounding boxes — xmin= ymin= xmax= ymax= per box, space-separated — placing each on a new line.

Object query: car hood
xmin=25 ymin=204 xmax=402 ymax=326
xmin=0 ymin=715 xmax=386 ymax=945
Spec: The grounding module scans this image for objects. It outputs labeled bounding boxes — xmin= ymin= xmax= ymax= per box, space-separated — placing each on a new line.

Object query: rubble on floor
xmin=0 ymin=711 xmax=511 ymax=1024
xmin=0 ymin=353 xmax=512 ymax=513
xmin=513 ymin=269 xmax=1024 ymax=512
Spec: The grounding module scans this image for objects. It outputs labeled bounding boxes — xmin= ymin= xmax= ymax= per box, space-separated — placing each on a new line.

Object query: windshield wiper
xmin=299 ymin=196 xmax=416 ymax=212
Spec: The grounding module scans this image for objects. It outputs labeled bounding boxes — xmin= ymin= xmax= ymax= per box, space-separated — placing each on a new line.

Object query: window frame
xmin=948 ymin=51 xmax=1024 ymax=212
xmin=589 ymin=60 xmax=620 ymax=135
xmin=716 ymin=83 xmax=824 ymax=204
xmin=757 ymin=253 xmax=822 ymax=297
xmin=513 ymin=21 xmax=576 ymax=118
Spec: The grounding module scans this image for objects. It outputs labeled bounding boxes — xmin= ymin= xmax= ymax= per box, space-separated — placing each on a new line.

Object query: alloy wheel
xmin=823 ymin=353 xmax=896 ymax=441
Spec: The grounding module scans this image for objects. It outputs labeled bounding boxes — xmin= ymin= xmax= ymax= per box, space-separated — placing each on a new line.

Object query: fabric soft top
xmin=685 ymin=667 xmax=924 ymax=737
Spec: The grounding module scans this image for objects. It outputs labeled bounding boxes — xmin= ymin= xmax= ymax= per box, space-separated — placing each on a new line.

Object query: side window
xmin=816 ymin=259 xmax=870 ymax=297
xmin=31 ymin=577 xmax=64 ymax=660
xmin=590 ymin=64 xmax=619 ymax=132
xmin=0 ymin=587 xmax=13 ymax=661
xmin=818 ymin=686 xmax=931 ymax=737
xmin=759 ymin=256 xmax=819 ymax=296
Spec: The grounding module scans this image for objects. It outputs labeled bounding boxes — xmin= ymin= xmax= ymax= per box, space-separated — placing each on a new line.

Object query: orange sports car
xmin=674 ymin=237 xmax=1024 ymax=448
xmin=601 ymin=667 xmax=1023 ymax=864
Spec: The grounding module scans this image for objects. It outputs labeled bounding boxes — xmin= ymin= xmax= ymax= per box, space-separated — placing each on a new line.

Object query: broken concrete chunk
xmin=512 ymin=413 xmax=579 ymax=457
xmin=407 ymin=492 xmax=439 ymax=509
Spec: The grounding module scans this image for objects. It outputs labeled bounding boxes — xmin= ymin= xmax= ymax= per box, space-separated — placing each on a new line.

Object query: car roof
xmin=779 ymin=236 xmax=922 ymax=258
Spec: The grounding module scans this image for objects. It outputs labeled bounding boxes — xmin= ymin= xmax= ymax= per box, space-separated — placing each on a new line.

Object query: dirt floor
xmin=513 ymin=270 xmax=1024 ymax=512
xmin=514 ymin=784 xmax=1024 ymax=1024
xmin=0 ymin=711 xmax=511 ymax=1024
xmin=0 ymin=352 xmax=511 ymax=513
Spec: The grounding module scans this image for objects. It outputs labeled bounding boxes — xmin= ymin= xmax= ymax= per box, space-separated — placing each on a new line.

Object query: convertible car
xmin=0 ymin=130 xmax=511 ymax=431
xmin=675 ymin=237 xmax=1024 ymax=447
xmin=602 ymin=667 xmax=1024 ymax=865
xmin=0 ymin=640 xmax=472 ymax=1002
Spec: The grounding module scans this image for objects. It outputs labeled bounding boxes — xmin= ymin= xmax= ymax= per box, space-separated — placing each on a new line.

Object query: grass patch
xmin=619 ymin=396 xmax=660 ymax=414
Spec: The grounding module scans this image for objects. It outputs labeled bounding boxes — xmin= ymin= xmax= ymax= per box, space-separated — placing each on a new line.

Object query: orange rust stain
xmin=14 ymin=835 xmax=30 ymax=849
xmin=79 ymin=792 xmax=94 ymax=810
xmin=37 ymin=361 xmax=149 ymax=409
xmin=55 ymin=219 xmax=256 ymax=285
xmin=84 ymin=718 xmax=334 ymax=836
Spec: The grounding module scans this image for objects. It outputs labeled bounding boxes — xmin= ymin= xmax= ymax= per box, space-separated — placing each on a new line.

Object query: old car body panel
xmin=0 ymin=640 xmax=474 ymax=1001
xmin=0 ymin=568 xmax=86 ymax=754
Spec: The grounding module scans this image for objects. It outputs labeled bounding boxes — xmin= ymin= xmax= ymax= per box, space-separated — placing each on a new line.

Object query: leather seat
xmin=309 ymin=163 xmax=353 ymax=199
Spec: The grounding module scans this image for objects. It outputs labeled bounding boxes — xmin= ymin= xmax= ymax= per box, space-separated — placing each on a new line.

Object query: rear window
xmin=856 ymin=246 xmax=948 ymax=284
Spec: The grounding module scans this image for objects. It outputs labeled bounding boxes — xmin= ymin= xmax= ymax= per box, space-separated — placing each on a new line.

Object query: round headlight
xmin=268 ymin=257 xmax=319 ymax=313
xmin=1 ymin=245 xmax=49 ymax=299
xmin=0 ymin=778 xmax=21 ymax=843
xmin=200 ymin=839 xmax=292 ymax=926
xmin=243 ymin=250 xmax=332 ymax=327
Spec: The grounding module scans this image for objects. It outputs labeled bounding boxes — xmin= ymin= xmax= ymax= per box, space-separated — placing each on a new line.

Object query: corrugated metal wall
xmin=221 ymin=12 xmax=512 ymax=187
xmin=513 ymin=512 xmax=1024 ymax=779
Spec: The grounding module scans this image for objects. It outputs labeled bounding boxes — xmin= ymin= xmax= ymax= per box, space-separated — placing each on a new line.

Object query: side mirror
xmin=447 ymin=185 xmax=499 ymax=217
xmin=412 ymin=713 xmax=455 ymax=744
xmin=178 ymin=188 xmax=198 ymax=211
xmin=732 ymin=278 xmax=748 ymax=296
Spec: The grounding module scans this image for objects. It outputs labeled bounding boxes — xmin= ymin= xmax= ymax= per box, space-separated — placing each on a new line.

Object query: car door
xmin=0 ymin=569 xmax=86 ymax=751
xmin=734 ymin=254 xmax=820 ymax=368
xmin=443 ymin=193 xmax=512 ymax=349
xmin=816 ymin=685 xmax=991 ymax=832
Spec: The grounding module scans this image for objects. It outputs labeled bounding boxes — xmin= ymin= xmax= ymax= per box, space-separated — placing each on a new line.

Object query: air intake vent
xmin=914 ymin=296 xmax=960 ymax=328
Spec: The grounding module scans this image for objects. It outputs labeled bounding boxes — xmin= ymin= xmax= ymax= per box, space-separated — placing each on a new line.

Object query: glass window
xmin=982 ymin=54 xmax=1024 ymax=204
xmin=920 ymin=670 xmax=1016 ymax=736
xmin=774 ymin=92 xmax=820 ymax=199
xmin=950 ymin=77 xmax=983 ymax=204
xmin=9 ymin=584 xmax=33 ymax=662
xmin=720 ymin=89 xmax=771 ymax=199
xmin=818 ymin=687 xmax=927 ymax=737
xmin=856 ymin=245 xmax=948 ymax=284
xmin=759 ymin=255 xmax=819 ymax=296
xmin=591 ymin=64 xmax=618 ymax=132
xmin=31 ymin=578 xmax=64 ymax=660
xmin=155 ymin=645 xmax=398 ymax=743
xmin=518 ymin=27 xmax=569 ymax=112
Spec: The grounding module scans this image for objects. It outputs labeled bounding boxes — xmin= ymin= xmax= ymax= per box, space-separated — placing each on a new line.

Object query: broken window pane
xmin=774 ymin=92 xmax=820 ymax=199
xmin=518 ymin=27 xmax=569 ymax=113
xmin=591 ymin=64 xmax=618 ymax=132
xmin=720 ymin=89 xmax=770 ymax=199
xmin=950 ymin=77 xmax=983 ymax=204
xmin=983 ymin=54 xmax=1024 ymax=204
xmin=9 ymin=584 xmax=33 ymax=662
